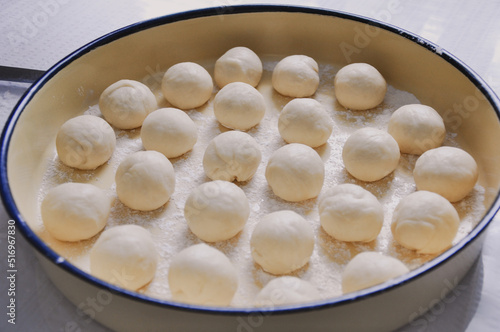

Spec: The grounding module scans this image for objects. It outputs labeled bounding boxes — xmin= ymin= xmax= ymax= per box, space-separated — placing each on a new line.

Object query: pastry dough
xmin=254 ymin=276 xmax=321 ymax=307
xmin=214 ymin=46 xmax=263 ymax=88
xmin=272 ymin=55 xmax=319 ymax=97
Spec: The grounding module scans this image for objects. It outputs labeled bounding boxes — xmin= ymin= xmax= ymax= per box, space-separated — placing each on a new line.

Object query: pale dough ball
xmin=334 ymin=63 xmax=387 ymax=110
xmin=272 ymin=55 xmax=319 ymax=98
xmin=413 ymin=146 xmax=478 ymax=202
xmin=203 ymin=131 xmax=262 ymax=182
xmin=278 ymin=98 xmax=333 ymax=148
xmin=41 ymin=183 xmax=111 ymax=242
xmin=99 ymin=79 xmax=157 ymax=129
xmin=254 ymin=276 xmax=321 ymax=307
xmin=342 ymin=252 xmax=409 ymax=293
xmin=213 ymin=82 xmax=266 ymax=130
xmin=388 ymin=104 xmax=446 ymax=155
xmin=214 ymin=46 xmax=263 ymax=88
xmin=342 ymin=127 xmax=400 ymax=182
xmin=168 ymin=243 xmax=238 ymax=306
xmin=391 ymin=191 xmax=460 ymax=254
xmin=319 ymin=184 xmax=383 ymax=242
xmin=90 ymin=225 xmax=158 ymax=291
xmin=184 ymin=180 xmax=250 ymax=242
xmin=141 ymin=108 xmax=197 ymax=158
xmin=56 ymin=115 xmax=116 ymax=170
xmin=115 ymin=151 xmax=175 ymax=211
xmin=161 ymin=62 xmax=213 ymax=110
xmin=250 ymin=210 xmax=315 ymax=275
xmin=265 ymin=143 xmax=324 ymax=202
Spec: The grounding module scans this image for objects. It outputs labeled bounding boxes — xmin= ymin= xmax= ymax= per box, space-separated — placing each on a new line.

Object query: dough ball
xmin=184 ymin=180 xmax=250 ymax=242
xmin=56 ymin=115 xmax=116 ymax=170
xmin=168 ymin=243 xmax=238 ymax=306
xmin=334 ymin=63 xmax=387 ymax=110
xmin=272 ymin=55 xmax=319 ymax=98
xmin=265 ymin=143 xmax=324 ymax=202
xmin=388 ymin=104 xmax=446 ymax=155
xmin=342 ymin=127 xmax=400 ymax=182
xmin=141 ymin=108 xmax=197 ymax=158
xmin=99 ymin=79 xmax=157 ymax=129
xmin=319 ymin=184 xmax=383 ymax=242
xmin=278 ymin=98 xmax=333 ymax=148
xmin=254 ymin=276 xmax=321 ymax=307
xmin=41 ymin=183 xmax=111 ymax=242
xmin=250 ymin=210 xmax=315 ymax=275
xmin=341 ymin=252 xmax=409 ymax=293
xmin=391 ymin=191 xmax=460 ymax=254
xmin=213 ymin=82 xmax=266 ymax=130
xmin=90 ymin=225 xmax=158 ymax=291
xmin=214 ymin=46 xmax=263 ymax=88
xmin=115 ymin=151 xmax=175 ymax=211
xmin=161 ymin=62 xmax=213 ymax=110
xmin=203 ymin=131 xmax=262 ymax=182
xmin=413 ymin=146 xmax=478 ymax=202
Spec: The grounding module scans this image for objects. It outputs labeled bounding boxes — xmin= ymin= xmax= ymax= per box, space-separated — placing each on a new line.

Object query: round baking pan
xmin=1 ymin=5 xmax=500 ymax=332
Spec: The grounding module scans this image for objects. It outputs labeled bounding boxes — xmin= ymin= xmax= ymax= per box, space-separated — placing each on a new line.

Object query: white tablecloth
xmin=1 ymin=1 xmax=499 ymax=331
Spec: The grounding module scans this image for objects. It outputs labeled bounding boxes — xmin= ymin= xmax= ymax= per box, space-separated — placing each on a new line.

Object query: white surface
xmin=0 ymin=0 xmax=499 ymax=331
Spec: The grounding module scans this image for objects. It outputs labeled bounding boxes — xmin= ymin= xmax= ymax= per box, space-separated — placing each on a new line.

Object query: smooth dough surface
xmin=254 ymin=276 xmax=321 ymax=307
xmin=334 ymin=63 xmax=387 ymax=110
xmin=41 ymin=183 xmax=111 ymax=242
xmin=203 ymin=130 xmax=262 ymax=182
xmin=90 ymin=225 xmax=158 ymax=291
xmin=213 ymin=82 xmax=266 ymax=130
xmin=413 ymin=146 xmax=478 ymax=202
xmin=56 ymin=115 xmax=116 ymax=170
xmin=168 ymin=243 xmax=238 ymax=306
xmin=278 ymin=98 xmax=333 ymax=147
xmin=388 ymin=104 xmax=446 ymax=155
xmin=115 ymin=151 xmax=175 ymax=211
xmin=141 ymin=108 xmax=198 ymax=158
xmin=272 ymin=55 xmax=319 ymax=98
xmin=161 ymin=62 xmax=213 ymax=109
xmin=184 ymin=180 xmax=250 ymax=242
xmin=342 ymin=127 xmax=400 ymax=182
xmin=250 ymin=210 xmax=315 ymax=275
xmin=214 ymin=46 xmax=263 ymax=88
xmin=341 ymin=252 xmax=409 ymax=293
xmin=319 ymin=183 xmax=383 ymax=242
xmin=99 ymin=79 xmax=157 ymax=129
xmin=265 ymin=143 xmax=324 ymax=202
xmin=391 ymin=190 xmax=460 ymax=254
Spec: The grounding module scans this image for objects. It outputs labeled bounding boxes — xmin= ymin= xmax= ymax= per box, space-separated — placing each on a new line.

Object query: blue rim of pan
xmin=1 ymin=4 xmax=500 ymax=316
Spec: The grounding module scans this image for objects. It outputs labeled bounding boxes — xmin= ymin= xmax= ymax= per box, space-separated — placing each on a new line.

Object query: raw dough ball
xmin=391 ymin=191 xmax=460 ymax=254
xmin=272 ymin=55 xmax=319 ymax=98
xmin=203 ymin=131 xmax=262 ymax=182
xmin=250 ymin=210 xmax=315 ymax=275
xmin=254 ymin=276 xmax=321 ymax=307
xmin=278 ymin=98 xmax=333 ymax=148
xmin=334 ymin=63 xmax=387 ymax=110
xmin=168 ymin=243 xmax=238 ymax=306
xmin=319 ymin=184 xmax=383 ymax=242
xmin=56 ymin=115 xmax=116 ymax=170
xmin=115 ymin=151 xmax=175 ymax=211
xmin=413 ymin=146 xmax=478 ymax=202
xmin=41 ymin=183 xmax=111 ymax=242
xmin=90 ymin=225 xmax=158 ymax=290
xmin=214 ymin=46 xmax=263 ymax=88
xmin=265 ymin=143 xmax=324 ymax=202
xmin=213 ymin=82 xmax=266 ymax=130
xmin=141 ymin=108 xmax=197 ymax=158
xmin=342 ymin=127 xmax=400 ymax=182
xmin=388 ymin=104 xmax=446 ymax=155
xmin=341 ymin=252 xmax=409 ymax=293
xmin=184 ymin=180 xmax=250 ymax=242
xmin=99 ymin=79 xmax=157 ymax=129
xmin=161 ymin=62 xmax=213 ymax=109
